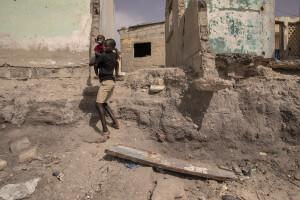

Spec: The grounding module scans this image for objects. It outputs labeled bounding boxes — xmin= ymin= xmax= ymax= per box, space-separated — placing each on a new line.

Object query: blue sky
xmin=114 ymin=0 xmax=300 ymax=47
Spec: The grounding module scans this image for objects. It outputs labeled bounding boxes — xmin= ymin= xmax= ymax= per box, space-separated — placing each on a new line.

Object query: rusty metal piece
xmin=105 ymin=145 xmax=239 ymax=181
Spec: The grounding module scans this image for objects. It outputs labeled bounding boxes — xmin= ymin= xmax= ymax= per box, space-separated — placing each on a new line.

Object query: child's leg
xmin=103 ymin=103 xmax=118 ymax=125
xmin=95 ymin=103 xmax=109 ymax=133
xmin=94 ymin=65 xmax=99 ymax=76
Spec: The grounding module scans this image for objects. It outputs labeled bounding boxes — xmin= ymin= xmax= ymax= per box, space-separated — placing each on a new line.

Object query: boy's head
xmin=96 ymin=35 xmax=105 ymax=45
xmin=104 ymin=39 xmax=116 ymax=53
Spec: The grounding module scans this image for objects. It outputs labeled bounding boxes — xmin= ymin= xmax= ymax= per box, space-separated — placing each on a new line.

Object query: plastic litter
xmin=123 ymin=160 xmax=139 ymax=169
xmin=0 ymin=177 xmax=41 ymax=200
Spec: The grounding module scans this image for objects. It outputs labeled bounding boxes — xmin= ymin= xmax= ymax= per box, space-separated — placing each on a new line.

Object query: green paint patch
xmin=210 ymin=37 xmax=226 ymax=53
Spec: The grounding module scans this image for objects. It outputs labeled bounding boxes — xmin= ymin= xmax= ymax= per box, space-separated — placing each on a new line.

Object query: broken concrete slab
xmin=19 ymin=147 xmax=38 ymax=164
xmin=9 ymin=137 xmax=31 ymax=153
xmin=105 ymin=145 xmax=239 ymax=181
xmin=150 ymin=85 xmax=165 ymax=93
xmin=152 ymin=178 xmax=187 ymax=200
xmin=0 ymin=160 xmax=7 ymax=171
xmin=193 ymin=78 xmax=234 ymax=92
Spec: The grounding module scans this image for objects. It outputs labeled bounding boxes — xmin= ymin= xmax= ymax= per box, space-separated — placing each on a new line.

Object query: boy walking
xmin=93 ymin=39 xmax=119 ymax=135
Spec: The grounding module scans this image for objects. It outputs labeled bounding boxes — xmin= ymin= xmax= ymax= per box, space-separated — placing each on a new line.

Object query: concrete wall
xmin=118 ymin=22 xmax=165 ymax=72
xmin=100 ymin=0 xmax=115 ymax=39
xmin=0 ymin=0 xmax=92 ymax=67
xmin=207 ymin=0 xmax=275 ymax=58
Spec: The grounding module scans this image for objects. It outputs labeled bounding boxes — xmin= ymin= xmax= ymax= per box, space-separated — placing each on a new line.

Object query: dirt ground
xmin=0 ymin=64 xmax=300 ymax=200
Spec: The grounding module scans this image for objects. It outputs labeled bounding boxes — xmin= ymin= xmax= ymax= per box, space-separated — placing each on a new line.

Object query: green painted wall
xmin=206 ymin=0 xmax=275 ymax=57
xmin=0 ymin=0 xmax=87 ymax=41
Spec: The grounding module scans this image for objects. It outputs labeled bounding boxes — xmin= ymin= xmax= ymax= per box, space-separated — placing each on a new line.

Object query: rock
xmin=157 ymin=79 xmax=164 ymax=86
xmin=0 ymin=160 xmax=7 ymax=171
xmin=83 ymin=134 xmax=109 ymax=143
xmin=294 ymin=169 xmax=300 ymax=181
xmin=152 ymin=178 xmax=187 ymax=200
xmin=222 ymin=195 xmax=241 ymax=200
xmin=198 ymin=196 xmax=207 ymax=200
xmin=150 ymin=85 xmax=165 ymax=93
xmin=157 ymin=134 xmax=166 ymax=142
xmin=186 ymin=117 xmax=192 ymax=122
xmin=193 ymin=125 xmax=199 ymax=129
xmin=9 ymin=137 xmax=31 ymax=153
xmin=0 ymin=177 xmax=41 ymax=200
xmin=141 ymin=89 xmax=147 ymax=92
xmin=19 ymin=147 xmax=38 ymax=164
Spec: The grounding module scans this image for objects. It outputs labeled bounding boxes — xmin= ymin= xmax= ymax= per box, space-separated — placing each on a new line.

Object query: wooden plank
xmin=105 ymin=145 xmax=239 ymax=181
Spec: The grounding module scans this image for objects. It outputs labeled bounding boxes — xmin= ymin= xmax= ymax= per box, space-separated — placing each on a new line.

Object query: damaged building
xmin=166 ymin=0 xmax=276 ymax=70
xmin=118 ymin=22 xmax=166 ymax=72
xmin=275 ymin=16 xmax=300 ymax=60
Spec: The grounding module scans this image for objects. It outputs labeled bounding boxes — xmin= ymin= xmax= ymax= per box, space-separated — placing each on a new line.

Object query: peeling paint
xmin=207 ymin=0 xmax=275 ymax=57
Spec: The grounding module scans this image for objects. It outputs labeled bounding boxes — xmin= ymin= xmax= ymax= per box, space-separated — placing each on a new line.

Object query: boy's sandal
xmin=103 ymin=130 xmax=111 ymax=135
xmin=111 ymin=123 xmax=120 ymax=129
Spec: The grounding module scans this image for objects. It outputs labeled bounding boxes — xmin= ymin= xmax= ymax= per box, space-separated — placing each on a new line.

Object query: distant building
xmin=118 ymin=22 xmax=165 ymax=72
xmin=275 ymin=17 xmax=300 ymax=60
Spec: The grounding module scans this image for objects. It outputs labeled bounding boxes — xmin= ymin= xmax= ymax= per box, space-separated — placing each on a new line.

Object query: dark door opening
xmin=134 ymin=42 xmax=151 ymax=57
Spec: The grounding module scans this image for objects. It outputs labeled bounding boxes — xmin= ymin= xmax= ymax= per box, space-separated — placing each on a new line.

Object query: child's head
xmin=96 ymin=35 xmax=105 ymax=45
xmin=104 ymin=39 xmax=116 ymax=53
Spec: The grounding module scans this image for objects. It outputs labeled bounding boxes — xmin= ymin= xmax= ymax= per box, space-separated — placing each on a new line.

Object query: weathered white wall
xmin=0 ymin=0 xmax=92 ymax=67
xmin=100 ymin=0 xmax=115 ymax=39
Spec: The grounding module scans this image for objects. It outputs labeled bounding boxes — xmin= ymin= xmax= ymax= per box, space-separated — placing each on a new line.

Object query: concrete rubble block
xmin=10 ymin=67 xmax=30 ymax=79
xmin=0 ymin=67 xmax=11 ymax=78
xmin=0 ymin=159 xmax=7 ymax=171
xmin=151 ymin=178 xmax=187 ymax=200
xmin=193 ymin=78 xmax=234 ymax=92
xmin=9 ymin=137 xmax=31 ymax=153
xmin=150 ymin=85 xmax=165 ymax=93
xmin=18 ymin=147 xmax=38 ymax=164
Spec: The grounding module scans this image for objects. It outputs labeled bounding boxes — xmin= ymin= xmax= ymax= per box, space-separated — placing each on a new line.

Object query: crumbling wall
xmin=207 ymin=0 xmax=275 ymax=58
xmin=119 ymin=22 xmax=165 ymax=72
xmin=0 ymin=0 xmax=92 ymax=67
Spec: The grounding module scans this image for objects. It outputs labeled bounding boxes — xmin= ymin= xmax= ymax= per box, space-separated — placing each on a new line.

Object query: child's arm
xmin=114 ymin=47 xmax=120 ymax=60
xmin=115 ymin=61 xmax=119 ymax=77
xmin=95 ymin=50 xmax=102 ymax=57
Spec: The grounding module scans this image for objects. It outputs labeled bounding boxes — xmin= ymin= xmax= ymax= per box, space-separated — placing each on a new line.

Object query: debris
xmin=198 ymin=196 xmax=207 ymax=200
xmin=186 ymin=116 xmax=193 ymax=122
xmin=232 ymin=163 xmax=243 ymax=176
xmin=259 ymin=152 xmax=267 ymax=156
xmin=193 ymin=125 xmax=199 ymax=129
xmin=294 ymin=169 xmax=300 ymax=181
xmin=242 ymin=169 xmax=251 ymax=177
xmin=9 ymin=137 xmax=31 ymax=153
xmin=0 ymin=159 xmax=7 ymax=171
xmin=222 ymin=195 xmax=241 ymax=200
xmin=151 ymin=178 xmax=186 ymax=200
xmin=18 ymin=147 xmax=38 ymax=164
xmin=141 ymin=89 xmax=147 ymax=92
xmin=149 ymin=85 xmax=165 ymax=93
xmin=0 ymin=171 xmax=9 ymax=180
xmin=0 ymin=177 xmax=41 ymax=200
xmin=52 ymin=171 xmax=65 ymax=181
xmin=105 ymin=145 xmax=239 ymax=181
xmin=157 ymin=134 xmax=166 ymax=142
xmin=91 ymin=184 xmax=102 ymax=193
xmin=83 ymin=134 xmax=109 ymax=144
xmin=157 ymin=79 xmax=164 ymax=86
xmin=123 ymin=160 xmax=139 ymax=169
